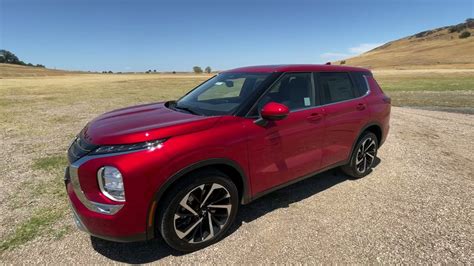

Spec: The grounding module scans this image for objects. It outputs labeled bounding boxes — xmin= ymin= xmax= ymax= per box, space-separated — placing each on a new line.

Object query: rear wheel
xmin=342 ymin=132 xmax=378 ymax=178
xmin=158 ymin=169 xmax=239 ymax=252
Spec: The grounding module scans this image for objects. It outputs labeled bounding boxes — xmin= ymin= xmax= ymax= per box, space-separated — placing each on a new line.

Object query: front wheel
xmin=341 ymin=132 xmax=378 ymax=178
xmin=158 ymin=169 xmax=239 ymax=252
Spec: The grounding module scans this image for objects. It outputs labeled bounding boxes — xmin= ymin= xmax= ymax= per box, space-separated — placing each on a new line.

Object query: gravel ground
xmin=1 ymin=107 xmax=473 ymax=264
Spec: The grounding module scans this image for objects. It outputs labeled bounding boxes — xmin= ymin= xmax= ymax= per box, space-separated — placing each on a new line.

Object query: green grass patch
xmin=377 ymin=76 xmax=474 ymax=92
xmin=0 ymin=208 xmax=66 ymax=252
xmin=375 ymin=75 xmax=474 ymax=111
xmin=33 ymin=155 xmax=68 ymax=172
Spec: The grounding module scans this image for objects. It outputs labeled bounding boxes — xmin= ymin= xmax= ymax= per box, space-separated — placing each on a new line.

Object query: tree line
xmin=0 ymin=49 xmax=45 ymax=68
xmin=193 ymin=66 xmax=212 ymax=74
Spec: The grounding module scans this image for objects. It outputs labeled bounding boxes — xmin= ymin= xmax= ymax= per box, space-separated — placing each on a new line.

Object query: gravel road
xmin=1 ymin=107 xmax=473 ymax=264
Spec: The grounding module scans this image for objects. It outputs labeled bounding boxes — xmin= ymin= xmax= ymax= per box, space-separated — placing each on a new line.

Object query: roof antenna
xmin=325 ymin=62 xmax=331 ymax=65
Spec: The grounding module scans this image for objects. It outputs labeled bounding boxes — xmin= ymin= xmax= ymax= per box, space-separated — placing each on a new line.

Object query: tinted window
xmin=255 ymin=72 xmax=314 ymax=113
xmin=318 ymin=72 xmax=357 ymax=104
xmin=351 ymin=72 xmax=371 ymax=96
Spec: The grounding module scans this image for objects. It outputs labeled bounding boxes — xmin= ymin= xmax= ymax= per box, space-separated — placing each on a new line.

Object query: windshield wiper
xmin=174 ymin=104 xmax=200 ymax=115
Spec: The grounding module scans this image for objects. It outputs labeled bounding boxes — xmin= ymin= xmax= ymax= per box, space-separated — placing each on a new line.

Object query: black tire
xmin=341 ymin=131 xmax=378 ymax=178
xmin=157 ymin=169 xmax=239 ymax=252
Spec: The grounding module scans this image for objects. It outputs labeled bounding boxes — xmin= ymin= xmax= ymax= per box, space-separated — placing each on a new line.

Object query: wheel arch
xmin=363 ymin=123 xmax=382 ymax=146
xmin=347 ymin=122 xmax=383 ymax=162
xmin=145 ymin=158 xmax=250 ymax=239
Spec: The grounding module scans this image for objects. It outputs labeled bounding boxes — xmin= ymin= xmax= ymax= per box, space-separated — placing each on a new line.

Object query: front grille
xmin=67 ymin=136 xmax=98 ymax=163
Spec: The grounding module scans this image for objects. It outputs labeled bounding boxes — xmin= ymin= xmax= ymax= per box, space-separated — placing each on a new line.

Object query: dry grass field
xmin=0 ymin=69 xmax=473 ymax=263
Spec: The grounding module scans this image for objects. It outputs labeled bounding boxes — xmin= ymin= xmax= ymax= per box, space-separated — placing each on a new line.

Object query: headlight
xmin=98 ymin=166 xmax=125 ymax=202
xmin=90 ymin=139 xmax=166 ymax=155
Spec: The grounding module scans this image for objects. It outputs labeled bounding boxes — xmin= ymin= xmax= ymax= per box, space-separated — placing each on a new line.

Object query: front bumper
xmin=65 ymin=161 xmax=148 ymax=242
xmin=69 ymin=200 xmax=146 ymax=242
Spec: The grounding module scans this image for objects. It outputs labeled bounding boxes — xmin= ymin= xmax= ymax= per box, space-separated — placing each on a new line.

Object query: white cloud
xmin=348 ymin=43 xmax=383 ymax=54
xmin=320 ymin=42 xmax=384 ymax=62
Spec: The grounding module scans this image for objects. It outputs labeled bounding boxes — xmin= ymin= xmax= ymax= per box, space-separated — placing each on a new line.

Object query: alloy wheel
xmin=173 ymin=183 xmax=232 ymax=243
xmin=355 ymin=137 xmax=376 ymax=174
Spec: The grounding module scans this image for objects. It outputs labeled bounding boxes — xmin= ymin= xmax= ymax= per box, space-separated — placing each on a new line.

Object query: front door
xmin=243 ymin=72 xmax=326 ymax=195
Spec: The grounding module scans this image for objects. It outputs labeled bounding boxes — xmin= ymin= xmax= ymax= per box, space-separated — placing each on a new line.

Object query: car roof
xmin=222 ymin=64 xmax=370 ymax=73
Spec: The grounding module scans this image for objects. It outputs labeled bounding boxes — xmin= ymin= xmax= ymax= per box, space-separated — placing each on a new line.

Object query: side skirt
xmin=245 ymin=160 xmax=348 ymax=204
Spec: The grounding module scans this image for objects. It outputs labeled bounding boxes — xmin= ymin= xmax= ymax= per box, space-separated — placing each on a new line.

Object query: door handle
xmin=356 ymin=103 xmax=366 ymax=111
xmin=307 ymin=113 xmax=323 ymax=121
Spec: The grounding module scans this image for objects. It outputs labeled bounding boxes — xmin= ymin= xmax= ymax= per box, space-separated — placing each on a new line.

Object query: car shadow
xmin=91 ymin=157 xmax=381 ymax=263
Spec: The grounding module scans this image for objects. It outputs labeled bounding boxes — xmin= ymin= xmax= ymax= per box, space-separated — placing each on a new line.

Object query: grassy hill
xmin=335 ymin=19 xmax=474 ymax=69
xmin=0 ymin=63 xmax=85 ymax=78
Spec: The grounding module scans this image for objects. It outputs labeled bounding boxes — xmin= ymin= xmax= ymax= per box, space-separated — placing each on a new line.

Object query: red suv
xmin=65 ymin=64 xmax=390 ymax=252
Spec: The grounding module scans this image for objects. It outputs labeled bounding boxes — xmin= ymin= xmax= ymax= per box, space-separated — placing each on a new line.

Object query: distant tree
xmin=205 ymin=66 xmax=211 ymax=73
xmin=0 ymin=50 xmax=20 ymax=64
xmin=35 ymin=64 xmax=45 ymax=68
xmin=340 ymin=60 xmax=346 ymax=65
xmin=172 ymin=71 xmax=176 ymax=74
xmin=0 ymin=49 xmax=46 ymax=67
xmin=459 ymin=31 xmax=471 ymax=38
xmin=153 ymin=69 xmax=157 ymax=73
xmin=193 ymin=66 xmax=203 ymax=74
xmin=108 ymin=71 xmax=113 ymax=74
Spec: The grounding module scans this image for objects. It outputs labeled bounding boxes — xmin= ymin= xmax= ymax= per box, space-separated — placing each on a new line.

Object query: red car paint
xmin=66 ymin=64 xmax=390 ymax=241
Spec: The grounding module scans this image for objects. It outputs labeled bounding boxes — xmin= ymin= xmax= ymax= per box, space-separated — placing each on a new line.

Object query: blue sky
xmin=1 ymin=0 xmax=472 ymax=71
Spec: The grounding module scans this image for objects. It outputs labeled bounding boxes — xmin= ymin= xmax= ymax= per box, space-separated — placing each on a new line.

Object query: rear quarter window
xmin=351 ymin=71 xmax=372 ymax=96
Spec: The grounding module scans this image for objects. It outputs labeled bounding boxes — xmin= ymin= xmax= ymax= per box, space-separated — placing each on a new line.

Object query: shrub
xmin=193 ymin=66 xmax=203 ymax=73
xmin=459 ymin=31 xmax=471 ymax=38
xmin=340 ymin=60 xmax=346 ymax=65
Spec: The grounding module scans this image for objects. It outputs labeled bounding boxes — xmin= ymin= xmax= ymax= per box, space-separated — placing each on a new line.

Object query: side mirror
xmin=255 ymin=102 xmax=289 ymax=126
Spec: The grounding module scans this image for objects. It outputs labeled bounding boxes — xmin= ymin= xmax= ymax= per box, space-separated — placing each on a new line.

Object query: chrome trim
xmin=97 ymin=167 xmax=126 ymax=202
xmin=69 ymin=152 xmax=135 ymax=215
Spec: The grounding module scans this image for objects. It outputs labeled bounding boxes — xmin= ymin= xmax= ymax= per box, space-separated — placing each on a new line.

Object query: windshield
xmin=173 ymin=73 xmax=271 ymax=116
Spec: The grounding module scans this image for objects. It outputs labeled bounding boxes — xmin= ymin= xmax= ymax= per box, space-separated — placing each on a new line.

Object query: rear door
xmin=315 ymin=72 xmax=370 ymax=168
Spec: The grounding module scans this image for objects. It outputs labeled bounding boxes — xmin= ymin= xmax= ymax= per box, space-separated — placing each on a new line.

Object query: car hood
xmin=82 ymin=102 xmax=220 ymax=145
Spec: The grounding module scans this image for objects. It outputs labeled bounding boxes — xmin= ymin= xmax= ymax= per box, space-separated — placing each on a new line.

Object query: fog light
xmin=97 ymin=166 xmax=125 ymax=202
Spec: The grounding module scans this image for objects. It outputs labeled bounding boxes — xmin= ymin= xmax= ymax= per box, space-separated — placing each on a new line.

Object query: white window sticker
xmin=215 ymin=82 xmax=224 ymax=86
xmin=304 ymin=97 xmax=311 ymax=106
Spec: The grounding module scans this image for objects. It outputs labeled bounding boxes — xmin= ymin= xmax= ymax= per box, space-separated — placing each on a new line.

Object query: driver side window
xmin=253 ymin=72 xmax=314 ymax=115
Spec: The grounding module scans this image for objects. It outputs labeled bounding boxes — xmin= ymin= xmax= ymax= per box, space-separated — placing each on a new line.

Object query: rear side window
xmin=318 ymin=72 xmax=358 ymax=104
